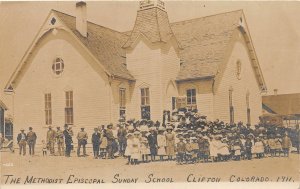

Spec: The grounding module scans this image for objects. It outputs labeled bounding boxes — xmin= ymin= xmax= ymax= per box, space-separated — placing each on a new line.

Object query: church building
xmin=4 ymin=1 xmax=267 ymax=141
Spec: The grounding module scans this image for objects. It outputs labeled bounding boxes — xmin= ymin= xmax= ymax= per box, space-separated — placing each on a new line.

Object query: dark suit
xmin=148 ymin=133 xmax=157 ymax=156
xmin=63 ymin=129 xmax=73 ymax=157
xmin=117 ymin=128 xmax=127 ymax=156
xmin=92 ymin=132 xmax=101 ymax=157
xmin=27 ymin=131 xmax=37 ymax=155
xmin=106 ymin=129 xmax=114 ymax=158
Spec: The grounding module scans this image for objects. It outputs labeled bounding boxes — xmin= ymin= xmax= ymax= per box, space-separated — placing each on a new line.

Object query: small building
xmin=4 ymin=1 xmax=267 ymax=143
xmin=262 ymin=93 xmax=300 ymax=127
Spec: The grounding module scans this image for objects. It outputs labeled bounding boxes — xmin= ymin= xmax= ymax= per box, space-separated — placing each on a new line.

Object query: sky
xmin=0 ymin=1 xmax=300 ymax=107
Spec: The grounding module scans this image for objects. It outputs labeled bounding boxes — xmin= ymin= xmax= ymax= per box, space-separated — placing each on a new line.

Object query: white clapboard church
xmin=4 ymin=1 xmax=267 ymax=141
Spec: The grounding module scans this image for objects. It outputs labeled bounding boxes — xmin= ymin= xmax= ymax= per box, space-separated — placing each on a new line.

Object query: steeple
xmin=139 ymin=0 xmax=165 ymax=11
xmin=123 ymin=0 xmax=179 ymax=49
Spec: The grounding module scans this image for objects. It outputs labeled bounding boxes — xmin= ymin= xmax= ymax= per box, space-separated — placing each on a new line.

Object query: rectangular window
xmin=186 ymin=89 xmax=197 ymax=110
xmin=246 ymin=93 xmax=251 ymax=125
xmin=45 ymin=93 xmax=52 ymax=125
xmin=65 ymin=91 xmax=73 ymax=125
xmin=229 ymin=89 xmax=234 ymax=125
xmin=141 ymin=88 xmax=150 ymax=120
xmin=119 ymin=88 xmax=126 ymax=118
xmin=172 ymin=97 xmax=176 ymax=110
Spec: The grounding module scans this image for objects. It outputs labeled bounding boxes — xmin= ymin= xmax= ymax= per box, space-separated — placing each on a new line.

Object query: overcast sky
xmin=0 ymin=1 xmax=299 ymax=103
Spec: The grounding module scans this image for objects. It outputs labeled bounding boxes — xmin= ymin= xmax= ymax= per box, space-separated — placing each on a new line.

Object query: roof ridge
xmin=52 ymin=9 xmax=125 ymax=35
xmin=170 ymin=9 xmax=243 ymax=25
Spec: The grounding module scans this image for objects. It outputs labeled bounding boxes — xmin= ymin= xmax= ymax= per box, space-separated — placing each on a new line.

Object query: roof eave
xmin=175 ymin=75 xmax=215 ymax=83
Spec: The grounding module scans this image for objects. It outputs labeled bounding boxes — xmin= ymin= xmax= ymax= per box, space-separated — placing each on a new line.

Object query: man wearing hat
xmin=165 ymin=126 xmax=175 ymax=161
xmin=56 ymin=126 xmax=65 ymax=156
xmin=47 ymin=126 xmax=56 ymax=155
xmin=117 ymin=123 xmax=127 ymax=157
xmin=92 ymin=128 xmax=101 ymax=159
xmin=63 ymin=124 xmax=72 ymax=157
xmin=106 ymin=124 xmax=115 ymax=159
xmin=281 ymin=132 xmax=292 ymax=157
xmin=148 ymin=127 xmax=157 ymax=161
xmin=27 ymin=127 xmax=37 ymax=156
xmin=17 ymin=128 xmax=27 ymax=156
xmin=77 ymin=127 xmax=88 ymax=157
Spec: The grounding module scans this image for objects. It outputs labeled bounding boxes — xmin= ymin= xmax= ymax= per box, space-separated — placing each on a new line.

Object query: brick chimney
xmin=76 ymin=1 xmax=87 ymax=37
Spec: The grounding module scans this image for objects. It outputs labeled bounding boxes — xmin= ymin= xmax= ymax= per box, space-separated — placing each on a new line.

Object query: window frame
xmin=119 ymin=88 xmax=126 ymax=118
xmin=140 ymin=88 xmax=150 ymax=120
xmin=65 ymin=91 xmax=74 ymax=125
xmin=44 ymin=93 xmax=52 ymax=125
xmin=186 ymin=88 xmax=197 ymax=110
xmin=52 ymin=57 xmax=65 ymax=76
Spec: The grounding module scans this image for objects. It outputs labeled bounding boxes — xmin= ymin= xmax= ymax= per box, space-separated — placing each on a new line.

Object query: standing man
xmin=63 ymin=124 xmax=72 ymax=157
xmin=77 ymin=127 xmax=88 ymax=157
xmin=117 ymin=123 xmax=127 ymax=157
xmin=106 ymin=124 xmax=115 ymax=159
xmin=282 ymin=132 xmax=292 ymax=157
xmin=17 ymin=128 xmax=27 ymax=156
xmin=46 ymin=126 xmax=56 ymax=155
xmin=92 ymin=128 xmax=101 ymax=159
xmin=27 ymin=127 xmax=37 ymax=156
xmin=56 ymin=126 xmax=65 ymax=156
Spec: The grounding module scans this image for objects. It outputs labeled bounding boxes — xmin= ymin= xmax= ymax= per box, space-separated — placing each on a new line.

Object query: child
xmin=99 ymin=132 xmax=108 ymax=159
xmin=253 ymin=137 xmax=264 ymax=159
xmin=245 ymin=138 xmax=253 ymax=160
xmin=131 ymin=131 xmax=141 ymax=165
xmin=176 ymin=137 xmax=186 ymax=165
xmin=42 ymin=140 xmax=47 ymax=156
xmin=202 ymin=136 xmax=210 ymax=163
xmin=124 ymin=133 xmax=133 ymax=165
xmin=268 ymin=135 xmax=276 ymax=157
xmin=185 ymin=138 xmax=193 ymax=163
xmin=233 ymin=140 xmax=242 ymax=161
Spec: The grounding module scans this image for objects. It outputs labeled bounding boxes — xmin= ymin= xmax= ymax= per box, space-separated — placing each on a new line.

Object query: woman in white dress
xmin=157 ymin=127 xmax=166 ymax=161
xmin=219 ymin=138 xmax=230 ymax=161
xmin=253 ymin=137 xmax=265 ymax=159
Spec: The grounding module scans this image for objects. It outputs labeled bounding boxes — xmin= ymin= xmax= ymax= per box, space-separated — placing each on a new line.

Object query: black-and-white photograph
xmin=0 ymin=0 xmax=299 ymax=186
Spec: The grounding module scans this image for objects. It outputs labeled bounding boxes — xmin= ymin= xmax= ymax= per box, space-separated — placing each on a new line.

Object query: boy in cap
xmin=117 ymin=123 xmax=127 ymax=157
xmin=185 ymin=138 xmax=193 ymax=163
xmin=176 ymin=137 xmax=186 ymax=165
xmin=17 ymin=128 xmax=27 ymax=156
xmin=191 ymin=137 xmax=199 ymax=163
xmin=106 ymin=124 xmax=115 ymax=159
xmin=274 ymin=134 xmax=282 ymax=157
xmin=92 ymin=128 xmax=101 ymax=159
xmin=245 ymin=137 xmax=253 ymax=160
xmin=77 ymin=127 xmax=88 ymax=157
xmin=27 ymin=127 xmax=37 ymax=156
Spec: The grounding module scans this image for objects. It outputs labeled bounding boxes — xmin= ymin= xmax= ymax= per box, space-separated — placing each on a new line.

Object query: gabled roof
xmin=52 ymin=10 xmax=134 ymax=80
xmin=123 ymin=7 xmax=177 ymax=48
xmin=262 ymin=93 xmax=300 ymax=115
xmin=171 ymin=10 xmax=243 ymax=81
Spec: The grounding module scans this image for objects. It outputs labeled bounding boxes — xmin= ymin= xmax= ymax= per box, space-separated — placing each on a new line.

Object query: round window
xmin=52 ymin=58 xmax=64 ymax=75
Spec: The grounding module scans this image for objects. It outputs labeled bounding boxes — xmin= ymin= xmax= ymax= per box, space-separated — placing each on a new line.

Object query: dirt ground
xmin=1 ymin=148 xmax=299 ymax=184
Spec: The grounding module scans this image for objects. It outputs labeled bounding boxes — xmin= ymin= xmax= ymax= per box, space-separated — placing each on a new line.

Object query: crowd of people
xmin=16 ymin=108 xmax=300 ymax=165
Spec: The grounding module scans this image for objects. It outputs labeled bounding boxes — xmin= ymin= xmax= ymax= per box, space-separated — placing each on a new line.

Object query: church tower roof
xmin=123 ymin=0 xmax=178 ymax=48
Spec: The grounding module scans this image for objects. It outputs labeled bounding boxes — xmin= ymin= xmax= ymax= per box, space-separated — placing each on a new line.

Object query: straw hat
xmin=158 ymin=127 xmax=166 ymax=131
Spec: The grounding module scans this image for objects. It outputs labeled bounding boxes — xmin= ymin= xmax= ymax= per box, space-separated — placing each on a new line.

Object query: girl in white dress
xmin=131 ymin=131 xmax=141 ymax=165
xmin=124 ymin=133 xmax=133 ymax=165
